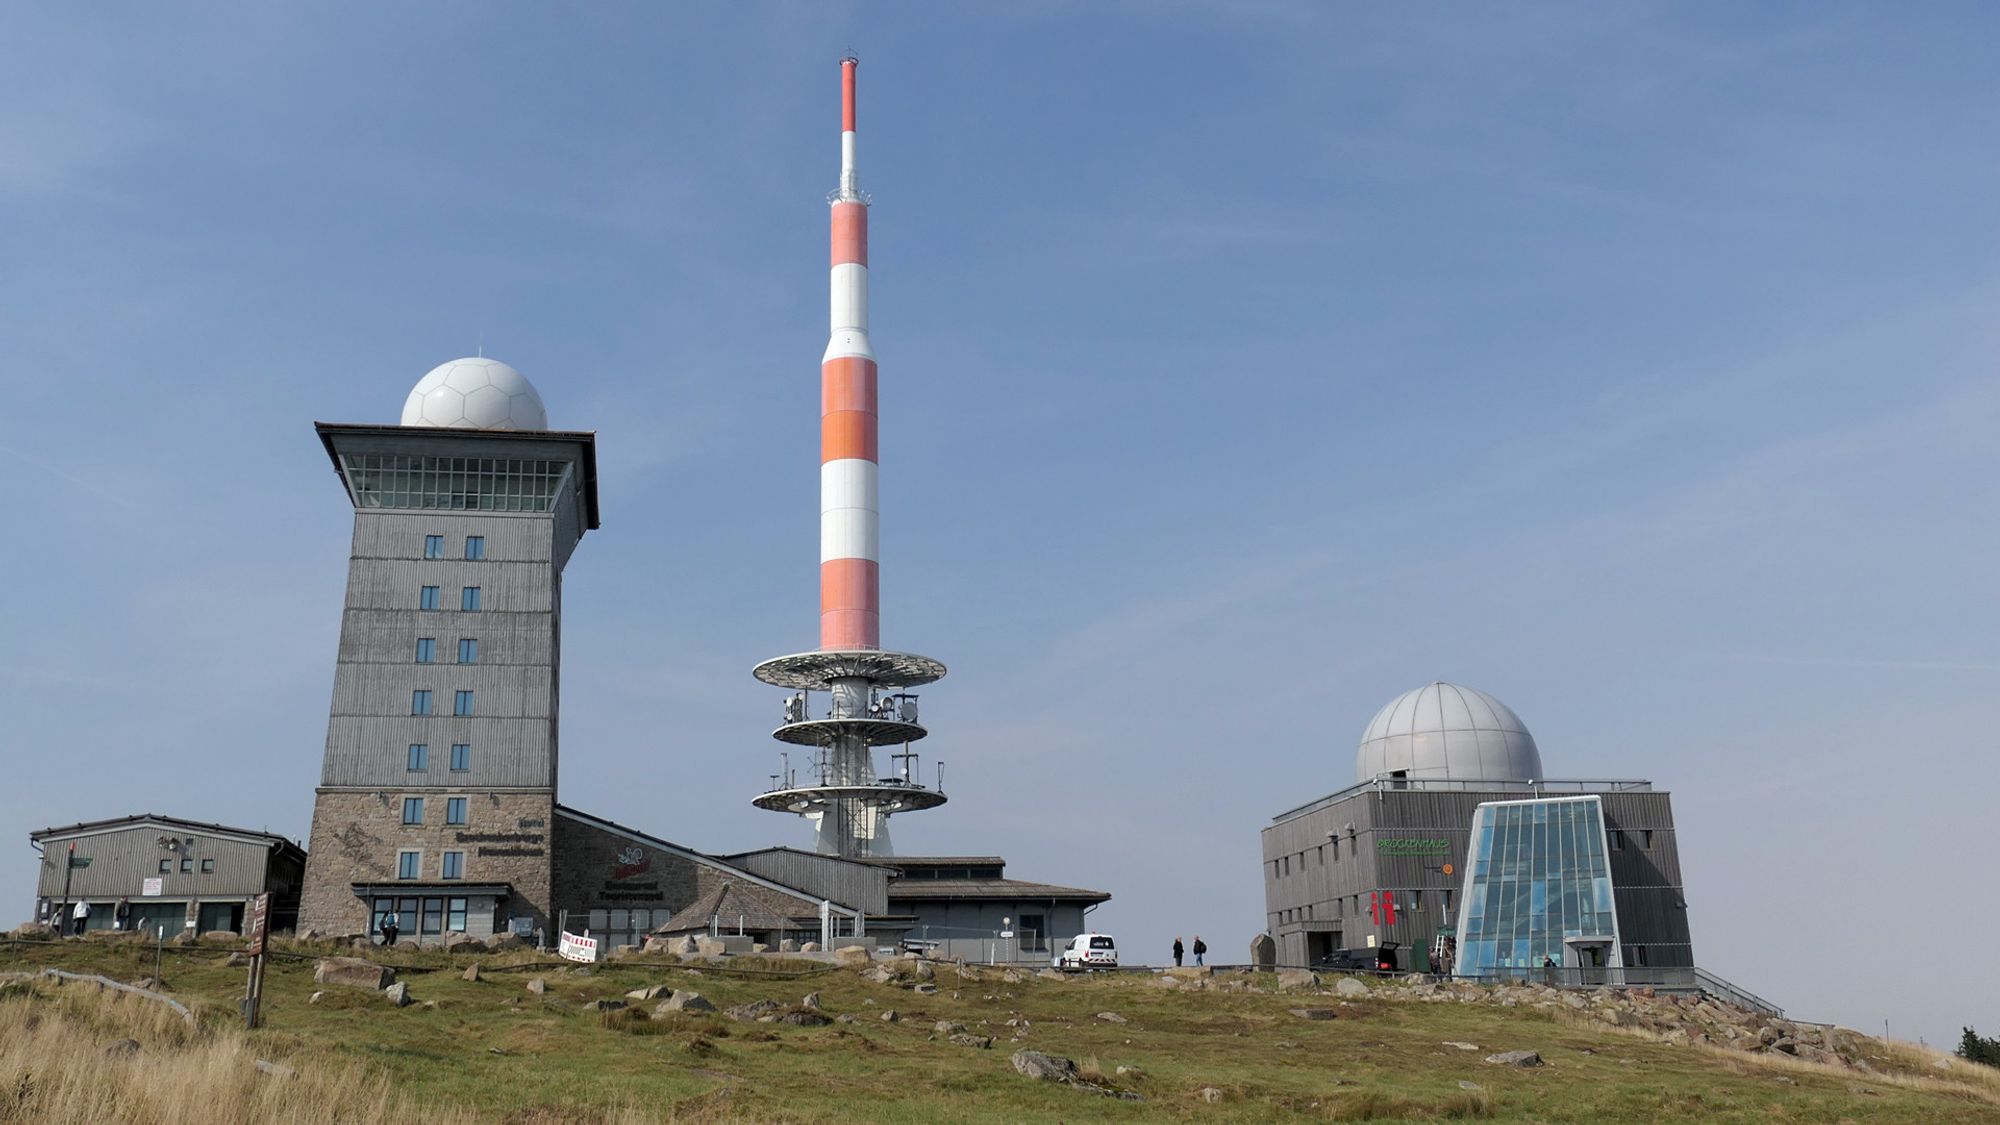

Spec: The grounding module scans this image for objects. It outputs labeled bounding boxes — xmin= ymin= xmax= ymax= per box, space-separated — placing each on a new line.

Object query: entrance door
xmin=196 ymin=902 xmax=244 ymax=934
xmin=1306 ymin=932 xmax=1336 ymax=965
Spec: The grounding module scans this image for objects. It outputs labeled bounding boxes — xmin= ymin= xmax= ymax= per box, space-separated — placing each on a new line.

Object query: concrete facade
xmin=31 ymin=815 xmax=306 ymax=936
xmin=1261 ymin=779 xmax=1693 ymax=972
xmin=297 ymin=424 xmax=597 ymax=938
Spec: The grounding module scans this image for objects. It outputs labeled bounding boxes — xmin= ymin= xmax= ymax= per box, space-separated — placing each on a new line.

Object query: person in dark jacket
xmin=1192 ymin=936 xmax=1207 ymax=966
xmin=380 ymin=910 xmax=401 ymax=947
xmin=1172 ymin=937 xmax=1184 ymax=967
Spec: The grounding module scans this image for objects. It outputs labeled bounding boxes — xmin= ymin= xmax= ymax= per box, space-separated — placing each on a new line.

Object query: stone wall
xmin=297 ymin=788 xmax=554 ymax=935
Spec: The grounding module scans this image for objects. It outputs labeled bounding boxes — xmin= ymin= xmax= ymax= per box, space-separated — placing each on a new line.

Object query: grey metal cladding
xmin=35 ymin=826 xmax=277 ymax=898
xmin=728 ymin=851 xmax=892 ymax=916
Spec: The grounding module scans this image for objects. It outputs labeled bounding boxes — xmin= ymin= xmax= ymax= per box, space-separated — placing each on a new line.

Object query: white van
xmin=1052 ymin=932 xmax=1118 ymax=971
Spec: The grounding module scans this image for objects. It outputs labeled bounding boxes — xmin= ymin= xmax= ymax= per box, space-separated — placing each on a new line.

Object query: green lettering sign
xmin=1375 ymin=838 xmax=1450 ymax=856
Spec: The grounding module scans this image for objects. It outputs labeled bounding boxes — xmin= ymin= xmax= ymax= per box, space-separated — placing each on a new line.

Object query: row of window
xmin=155 ymin=857 xmax=214 ymax=874
xmin=424 ymin=535 xmax=486 ymax=561
xmin=397 ymin=849 xmax=466 ymax=880
xmin=414 ymin=637 xmax=478 ymax=664
xmin=401 ymin=796 xmax=469 ymax=826
xmin=1273 ymin=838 xmax=1343 ymax=879
xmin=407 ymin=743 xmax=472 ymax=772
xmin=371 ymin=895 xmax=470 ymax=936
xmin=1274 ymin=890 xmax=1455 ymax=926
xmin=411 ymin=690 xmax=475 ymax=716
xmin=418 ymin=586 xmax=482 ymax=611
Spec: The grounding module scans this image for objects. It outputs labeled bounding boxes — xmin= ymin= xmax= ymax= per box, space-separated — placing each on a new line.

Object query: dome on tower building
xmin=400 ymin=357 xmax=549 ymax=431
xmin=1355 ymin=682 xmax=1542 ymax=785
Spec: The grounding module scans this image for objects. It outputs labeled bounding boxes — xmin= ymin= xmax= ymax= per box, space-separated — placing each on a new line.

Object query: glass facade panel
xmin=1454 ymin=796 xmax=1621 ymax=975
xmin=341 ymin=454 xmax=573 ymax=514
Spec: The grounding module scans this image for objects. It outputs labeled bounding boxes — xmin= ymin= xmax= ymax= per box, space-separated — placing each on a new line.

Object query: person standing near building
xmin=113 ymin=898 xmax=130 ymax=932
xmin=1192 ymin=935 xmax=1207 ymax=967
xmin=70 ymin=899 xmax=91 ymax=935
xmin=1172 ymin=937 xmax=1184 ymax=967
xmin=380 ymin=909 xmax=400 ymax=947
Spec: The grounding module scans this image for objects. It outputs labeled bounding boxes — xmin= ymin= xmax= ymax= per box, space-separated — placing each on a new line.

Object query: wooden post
xmin=243 ymin=893 xmax=271 ymax=1029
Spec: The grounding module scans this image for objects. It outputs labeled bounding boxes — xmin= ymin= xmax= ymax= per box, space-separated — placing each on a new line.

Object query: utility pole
xmin=57 ymin=842 xmax=76 ymax=935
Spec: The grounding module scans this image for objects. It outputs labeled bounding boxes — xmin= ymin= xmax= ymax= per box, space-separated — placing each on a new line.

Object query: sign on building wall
xmin=1376 ymin=838 xmax=1451 ymax=856
xmin=558 ymin=930 xmax=599 ymax=963
xmin=141 ymin=878 xmax=163 ymax=897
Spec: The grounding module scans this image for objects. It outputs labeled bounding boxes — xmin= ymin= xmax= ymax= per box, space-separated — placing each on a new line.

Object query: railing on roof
xmin=1270 ymin=777 xmax=1655 ymax=826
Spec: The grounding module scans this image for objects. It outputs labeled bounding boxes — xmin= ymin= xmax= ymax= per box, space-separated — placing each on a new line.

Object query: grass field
xmin=2 ymin=936 xmax=1996 ymax=1123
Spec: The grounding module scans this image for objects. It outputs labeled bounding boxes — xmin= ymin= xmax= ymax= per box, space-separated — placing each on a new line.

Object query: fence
xmin=1453 ymin=965 xmax=1782 ymax=1016
xmin=900 ymin=923 xmax=1047 ymax=965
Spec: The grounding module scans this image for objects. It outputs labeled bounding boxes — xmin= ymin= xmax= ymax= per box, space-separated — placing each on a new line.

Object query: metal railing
xmin=1272 ymin=777 xmax=1656 ymax=825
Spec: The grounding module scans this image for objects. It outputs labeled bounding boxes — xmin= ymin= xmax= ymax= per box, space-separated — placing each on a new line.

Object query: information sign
xmin=245 ymin=893 xmax=271 ymax=956
xmin=141 ymin=877 xmax=163 ymax=897
xmin=558 ymin=930 xmax=600 ymax=963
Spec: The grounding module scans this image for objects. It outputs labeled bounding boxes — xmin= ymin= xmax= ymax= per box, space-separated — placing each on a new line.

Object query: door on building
xmin=196 ymin=902 xmax=244 ymax=934
xmin=1306 ymin=932 xmax=1336 ymax=965
xmin=129 ymin=902 xmax=185 ymax=938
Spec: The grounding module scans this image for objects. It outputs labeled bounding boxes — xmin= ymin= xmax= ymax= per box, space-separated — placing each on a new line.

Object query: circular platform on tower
xmin=753 ymin=650 xmax=947 ymax=690
xmin=771 ymin=717 xmax=927 ymax=747
xmin=751 ymin=782 xmax=949 ymax=815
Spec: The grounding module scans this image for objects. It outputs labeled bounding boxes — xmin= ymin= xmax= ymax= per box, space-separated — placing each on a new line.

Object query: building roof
xmin=655 ymin=881 xmax=817 ymax=935
xmin=852 ymin=856 xmax=1007 ymax=868
xmin=30 ymin=813 xmax=305 ymax=859
xmin=886 ymin=877 xmax=1111 ymax=904
xmin=1356 ymin=682 xmax=1543 ymax=786
xmin=552 ymin=805 xmax=865 ymax=917
xmin=720 ymin=846 xmax=883 ymax=871
xmin=1269 ymin=776 xmax=1658 ymax=827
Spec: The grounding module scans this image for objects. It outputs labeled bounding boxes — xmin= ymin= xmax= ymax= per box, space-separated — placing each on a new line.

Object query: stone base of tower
xmin=296 ymin=788 xmax=555 ymax=939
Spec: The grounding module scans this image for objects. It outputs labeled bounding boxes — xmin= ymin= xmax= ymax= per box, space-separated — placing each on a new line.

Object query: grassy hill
xmin=2 ymin=935 xmax=1995 ymax=1123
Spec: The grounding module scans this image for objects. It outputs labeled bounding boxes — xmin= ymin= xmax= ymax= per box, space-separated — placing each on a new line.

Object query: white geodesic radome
xmin=399 ymin=358 xmax=549 ymax=431
xmin=1354 ymin=682 xmax=1543 ymax=785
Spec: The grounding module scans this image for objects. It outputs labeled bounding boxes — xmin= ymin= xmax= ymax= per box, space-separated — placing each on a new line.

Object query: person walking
xmin=1171 ymin=937 xmax=1184 ymax=968
xmin=1192 ymin=935 xmax=1207 ymax=967
xmin=380 ymin=909 xmax=401 ymax=947
xmin=70 ymin=899 xmax=92 ymax=936
xmin=113 ymin=898 xmax=131 ymax=932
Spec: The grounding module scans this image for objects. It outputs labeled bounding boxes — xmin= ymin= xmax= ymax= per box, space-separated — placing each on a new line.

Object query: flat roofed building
xmin=1263 ymin=682 xmax=1694 ymax=977
xmin=31 ymin=814 xmax=305 ymax=936
xmin=857 ymin=856 xmax=1111 ymax=963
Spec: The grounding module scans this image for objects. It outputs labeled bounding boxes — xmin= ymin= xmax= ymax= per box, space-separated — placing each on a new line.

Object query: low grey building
xmin=1263 ymin=682 xmax=1694 ymax=978
xmin=31 ymin=814 xmax=306 ymax=936
xmin=864 ymin=856 xmax=1111 ymax=963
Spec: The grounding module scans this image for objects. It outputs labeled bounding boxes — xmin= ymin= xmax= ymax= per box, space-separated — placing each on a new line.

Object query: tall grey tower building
xmin=297 ymin=358 xmax=598 ymax=939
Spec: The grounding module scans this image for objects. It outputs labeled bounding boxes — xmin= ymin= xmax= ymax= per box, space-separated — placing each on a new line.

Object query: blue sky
xmin=3 ymin=3 xmax=1997 ymax=1047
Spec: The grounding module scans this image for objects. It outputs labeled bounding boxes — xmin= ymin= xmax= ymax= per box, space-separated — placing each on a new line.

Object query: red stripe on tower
xmin=820 ymin=56 xmax=879 ymax=650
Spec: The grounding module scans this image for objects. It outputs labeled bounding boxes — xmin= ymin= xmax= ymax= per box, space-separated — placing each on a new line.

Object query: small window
xmin=461 ymin=587 xmax=481 ymax=611
xmin=464 ymin=536 xmax=485 ymax=561
xmin=157 ymin=858 xmax=171 ymax=874
xmin=1643 ymin=830 xmax=1655 ymax=850
xmin=1610 ymin=830 xmax=1625 ymax=851
xmin=450 ymin=743 xmax=470 ymax=771
xmin=446 ymin=797 xmax=467 ymax=826
xmin=411 ymin=690 xmax=432 ymax=715
xmin=441 ymin=851 xmax=464 ymax=880
xmin=408 ymin=743 xmax=428 ymax=771
xmin=402 ymin=798 xmax=424 ymax=825
xmin=415 ymin=637 xmax=436 ymax=663
xmin=397 ymin=851 xmax=420 ymax=879
xmin=458 ymin=638 xmax=477 ymax=664
xmin=1443 ymin=889 xmax=1454 ymax=913
xmin=179 ymin=858 xmax=192 ymax=873
xmin=1410 ymin=891 xmax=1422 ymax=911
xmin=454 ymin=690 xmax=474 ymax=716
xmin=200 ymin=858 xmax=214 ymax=873
xmin=447 ymin=897 xmax=468 ymax=931
xmin=424 ymin=534 xmax=444 ymax=559
xmin=419 ymin=585 xmax=440 ymax=610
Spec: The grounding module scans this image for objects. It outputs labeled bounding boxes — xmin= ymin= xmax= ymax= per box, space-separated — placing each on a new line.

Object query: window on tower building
xmin=411 ymin=690 xmax=432 ymax=715
xmin=450 ymin=743 xmax=470 ymax=771
xmin=446 ymin=797 xmax=467 ymax=826
xmin=201 ymin=858 xmax=214 ymax=873
xmin=157 ymin=859 xmax=170 ymax=874
xmin=441 ymin=851 xmax=464 ymax=879
xmin=415 ymin=637 xmax=435 ymax=663
xmin=464 ymin=536 xmax=485 ymax=560
xmin=402 ymin=798 xmax=424 ymax=824
xmin=407 ymin=743 xmax=428 ymax=771
xmin=179 ymin=858 xmax=191 ymax=873
xmin=420 ymin=585 xmax=440 ymax=611
xmin=461 ymin=587 xmax=481 ymax=611
xmin=424 ymin=535 xmax=443 ymax=559
xmin=458 ymin=638 xmax=477 ymax=663
xmin=397 ymin=851 xmax=420 ymax=879
xmin=454 ymin=690 xmax=474 ymax=716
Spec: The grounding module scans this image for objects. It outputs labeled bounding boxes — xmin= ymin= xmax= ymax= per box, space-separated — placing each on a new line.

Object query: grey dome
xmin=1355 ymin=682 xmax=1542 ymax=784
